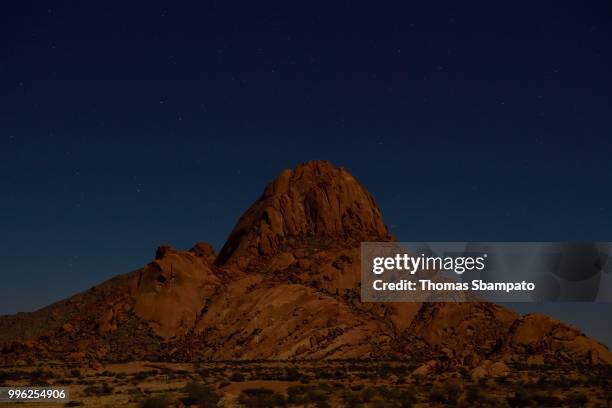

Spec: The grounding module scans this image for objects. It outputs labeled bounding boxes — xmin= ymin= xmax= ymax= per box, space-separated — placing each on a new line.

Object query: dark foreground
xmin=1 ymin=360 xmax=610 ymax=407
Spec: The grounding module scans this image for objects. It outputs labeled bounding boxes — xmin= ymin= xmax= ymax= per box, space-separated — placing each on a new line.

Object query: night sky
xmin=1 ymin=2 xmax=611 ymax=345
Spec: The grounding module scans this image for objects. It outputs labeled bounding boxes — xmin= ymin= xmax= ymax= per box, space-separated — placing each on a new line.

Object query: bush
xmin=182 ymin=383 xmax=220 ymax=407
xmin=133 ymin=370 xmax=157 ymax=382
xmin=284 ymin=367 xmax=301 ymax=381
xmin=371 ymin=401 xmax=394 ymax=408
xmin=531 ymin=391 xmax=561 ymax=406
xmin=139 ymin=395 xmax=168 ymax=408
xmin=287 ymin=386 xmax=311 ymax=405
xmin=83 ymin=384 xmax=114 ymax=396
xmin=361 ymin=387 xmax=377 ymax=403
xmin=565 ymin=392 xmax=588 ymax=407
xmin=343 ymin=391 xmax=361 ymax=408
xmin=465 ymin=385 xmax=480 ymax=404
xmin=507 ymin=389 xmax=531 ymax=407
xmin=429 ymin=382 xmax=460 ymax=405
xmin=229 ymin=372 xmax=245 ymax=382
xmin=342 ymin=386 xmax=414 ymax=408
xmin=392 ymin=389 xmax=416 ymax=408
xmin=238 ymin=388 xmax=286 ymax=407
xmin=287 ymin=384 xmax=331 ymax=406
xmin=315 ymin=400 xmax=331 ymax=408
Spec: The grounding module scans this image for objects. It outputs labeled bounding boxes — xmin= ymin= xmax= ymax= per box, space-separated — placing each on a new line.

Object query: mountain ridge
xmin=1 ymin=160 xmax=610 ymax=369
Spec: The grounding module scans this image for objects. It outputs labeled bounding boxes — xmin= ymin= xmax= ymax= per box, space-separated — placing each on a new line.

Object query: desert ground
xmin=1 ymin=359 xmax=610 ymax=407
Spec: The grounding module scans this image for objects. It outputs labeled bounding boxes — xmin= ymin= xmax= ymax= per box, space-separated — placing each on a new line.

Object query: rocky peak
xmin=155 ymin=245 xmax=178 ymax=260
xmin=189 ymin=242 xmax=217 ymax=263
xmin=216 ymin=160 xmax=392 ymax=267
xmin=134 ymin=244 xmax=220 ymax=339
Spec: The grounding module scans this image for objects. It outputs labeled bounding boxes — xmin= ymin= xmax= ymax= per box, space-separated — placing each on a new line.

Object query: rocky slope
xmin=1 ymin=160 xmax=610 ymax=368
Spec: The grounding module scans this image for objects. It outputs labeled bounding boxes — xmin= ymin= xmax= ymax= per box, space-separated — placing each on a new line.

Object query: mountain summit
xmin=1 ymin=160 xmax=610 ymax=367
xmin=216 ymin=160 xmax=392 ymax=268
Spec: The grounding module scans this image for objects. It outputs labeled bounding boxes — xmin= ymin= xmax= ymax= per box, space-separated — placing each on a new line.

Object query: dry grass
xmin=0 ymin=360 xmax=609 ymax=407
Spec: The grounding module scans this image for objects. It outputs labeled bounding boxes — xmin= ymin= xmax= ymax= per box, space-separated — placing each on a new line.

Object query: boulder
xmin=471 ymin=365 xmax=488 ymax=381
xmin=412 ymin=360 xmax=438 ymax=377
xmin=488 ymin=361 xmax=510 ymax=377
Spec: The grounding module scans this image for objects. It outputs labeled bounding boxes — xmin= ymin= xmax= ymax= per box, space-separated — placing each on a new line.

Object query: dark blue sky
xmin=1 ymin=1 xmax=611 ymax=345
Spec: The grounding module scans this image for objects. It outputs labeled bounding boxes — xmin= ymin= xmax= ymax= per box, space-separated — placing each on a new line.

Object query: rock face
xmin=216 ymin=160 xmax=392 ymax=269
xmin=132 ymin=244 xmax=220 ymax=339
xmin=0 ymin=160 xmax=610 ymax=368
xmin=508 ymin=313 xmax=612 ymax=364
